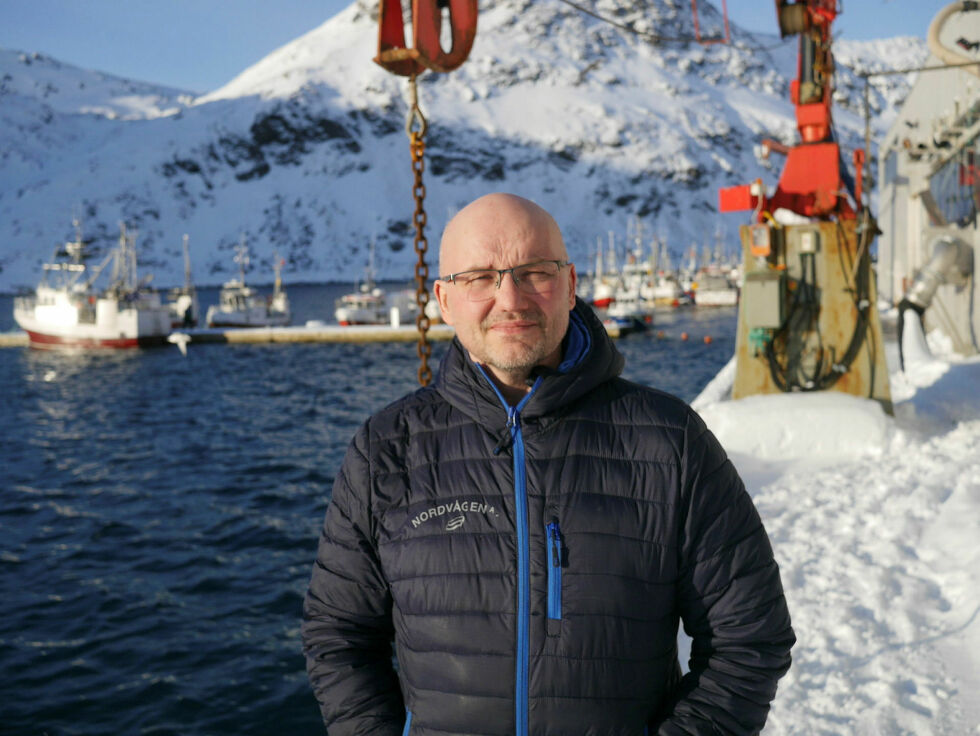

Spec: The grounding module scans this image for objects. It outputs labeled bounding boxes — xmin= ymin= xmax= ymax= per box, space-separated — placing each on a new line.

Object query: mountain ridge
xmin=0 ymin=0 xmax=928 ymax=291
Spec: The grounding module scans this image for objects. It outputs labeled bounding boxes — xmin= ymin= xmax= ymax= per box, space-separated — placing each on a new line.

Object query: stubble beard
xmin=476 ymin=310 xmax=561 ymax=374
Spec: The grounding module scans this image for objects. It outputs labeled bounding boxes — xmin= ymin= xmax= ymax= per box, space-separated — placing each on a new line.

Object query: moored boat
xmin=692 ymin=271 xmax=739 ymax=306
xmin=13 ymin=221 xmax=171 ymax=349
xmin=334 ymin=239 xmax=426 ymax=326
xmin=586 ymin=233 xmax=623 ymax=308
xmin=335 ymin=240 xmax=388 ymax=325
xmin=335 ymin=284 xmax=388 ymax=326
xmin=167 ymin=234 xmax=200 ymax=328
xmin=205 ymin=240 xmax=290 ymax=328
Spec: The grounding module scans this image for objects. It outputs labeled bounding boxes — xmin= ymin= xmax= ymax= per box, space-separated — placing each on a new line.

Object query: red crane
xmin=719 ymin=0 xmax=864 ymax=220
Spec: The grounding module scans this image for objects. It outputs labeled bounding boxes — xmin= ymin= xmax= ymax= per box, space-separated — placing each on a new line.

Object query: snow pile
xmin=698 ymin=390 xmax=891 ymax=462
xmin=693 ymin=335 xmax=980 ymax=733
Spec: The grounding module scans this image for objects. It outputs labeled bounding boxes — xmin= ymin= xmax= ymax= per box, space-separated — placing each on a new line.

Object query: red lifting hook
xmin=374 ymin=0 xmax=478 ymax=76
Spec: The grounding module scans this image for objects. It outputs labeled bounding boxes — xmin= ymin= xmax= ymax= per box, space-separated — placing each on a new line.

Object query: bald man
xmin=302 ymin=193 xmax=794 ymax=736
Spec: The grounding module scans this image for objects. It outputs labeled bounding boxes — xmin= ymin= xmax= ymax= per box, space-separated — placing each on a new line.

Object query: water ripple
xmin=0 ymin=288 xmax=734 ymax=734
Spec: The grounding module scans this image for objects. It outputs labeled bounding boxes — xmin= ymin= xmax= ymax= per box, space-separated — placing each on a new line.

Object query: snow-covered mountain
xmin=0 ymin=0 xmax=928 ymax=291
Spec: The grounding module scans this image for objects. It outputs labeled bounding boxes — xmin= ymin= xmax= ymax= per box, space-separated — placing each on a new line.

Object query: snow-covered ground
xmin=692 ymin=320 xmax=980 ymax=733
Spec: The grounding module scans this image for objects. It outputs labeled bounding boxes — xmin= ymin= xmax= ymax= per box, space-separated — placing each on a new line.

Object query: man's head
xmin=434 ymin=193 xmax=576 ymax=387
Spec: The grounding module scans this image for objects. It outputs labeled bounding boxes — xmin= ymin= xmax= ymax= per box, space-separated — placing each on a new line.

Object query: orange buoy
xmin=680 ymin=332 xmax=689 ymax=341
xmin=704 ymin=335 xmax=712 ymax=344
xmin=656 ymin=330 xmax=665 ymax=339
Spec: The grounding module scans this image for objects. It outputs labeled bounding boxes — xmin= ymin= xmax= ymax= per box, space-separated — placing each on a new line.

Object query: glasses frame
xmin=438 ymin=260 xmax=571 ymax=301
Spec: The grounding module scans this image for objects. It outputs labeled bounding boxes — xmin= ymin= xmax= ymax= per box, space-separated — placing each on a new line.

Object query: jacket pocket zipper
xmin=546 ymin=519 xmax=562 ymax=627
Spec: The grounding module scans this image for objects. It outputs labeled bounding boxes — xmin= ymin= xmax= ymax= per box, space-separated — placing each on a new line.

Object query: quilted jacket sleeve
xmin=301 ymin=426 xmax=404 ymax=735
xmin=655 ymin=410 xmax=795 ymax=735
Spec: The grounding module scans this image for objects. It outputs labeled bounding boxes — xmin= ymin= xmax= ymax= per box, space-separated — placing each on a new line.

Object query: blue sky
xmin=0 ymin=0 xmax=953 ymax=92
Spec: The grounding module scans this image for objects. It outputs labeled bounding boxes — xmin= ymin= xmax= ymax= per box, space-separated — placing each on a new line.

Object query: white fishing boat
xmin=167 ymin=234 xmax=199 ymax=328
xmin=606 ymin=298 xmax=652 ymax=330
xmin=647 ymin=272 xmax=690 ymax=306
xmin=590 ymin=280 xmax=617 ymax=309
xmin=13 ymin=221 xmax=171 ymax=349
xmin=333 ymin=240 xmax=426 ymax=326
xmin=601 ymin=300 xmax=650 ymax=338
xmin=692 ymin=231 xmax=741 ymax=307
xmin=334 ymin=240 xmax=389 ymax=326
xmin=693 ymin=271 xmax=739 ymax=306
xmin=588 ymin=233 xmax=623 ymax=308
xmin=205 ymin=239 xmax=290 ymax=328
xmin=334 ymin=283 xmax=388 ymax=325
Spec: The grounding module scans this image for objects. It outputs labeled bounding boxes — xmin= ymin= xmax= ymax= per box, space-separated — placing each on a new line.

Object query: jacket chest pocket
xmin=545 ymin=518 xmax=563 ymax=637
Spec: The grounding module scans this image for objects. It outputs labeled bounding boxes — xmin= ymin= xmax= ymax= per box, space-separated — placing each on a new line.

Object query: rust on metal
xmin=374 ymin=0 xmax=478 ymax=76
xmin=732 ymin=219 xmax=893 ymax=413
xmin=406 ymin=75 xmax=433 ymax=387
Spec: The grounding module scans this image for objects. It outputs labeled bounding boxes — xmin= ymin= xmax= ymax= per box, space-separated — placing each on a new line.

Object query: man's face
xmin=434 ymin=198 xmax=576 ymax=379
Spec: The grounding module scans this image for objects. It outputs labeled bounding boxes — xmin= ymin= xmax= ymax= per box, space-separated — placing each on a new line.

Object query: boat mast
xmin=595 ymin=236 xmax=604 ymax=283
xmin=48 ymin=218 xmax=89 ymax=289
xmin=183 ymin=234 xmax=193 ymax=290
xmin=273 ymin=250 xmax=284 ymax=296
xmin=606 ymin=231 xmax=617 ymax=276
xmin=367 ymin=236 xmax=376 ymax=288
xmin=109 ymin=223 xmax=127 ymax=292
xmin=234 ymin=234 xmax=249 ymax=285
xmin=65 ymin=218 xmax=85 ymax=264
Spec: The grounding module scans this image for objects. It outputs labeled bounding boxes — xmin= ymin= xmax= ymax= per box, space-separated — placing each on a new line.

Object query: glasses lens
xmin=457 ymin=270 xmax=498 ymax=302
xmin=455 ymin=261 xmax=564 ymax=302
xmin=514 ymin=261 xmax=560 ymax=295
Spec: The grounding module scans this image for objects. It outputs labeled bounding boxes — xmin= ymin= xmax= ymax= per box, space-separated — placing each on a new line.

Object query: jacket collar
xmin=434 ymin=297 xmax=624 ymax=427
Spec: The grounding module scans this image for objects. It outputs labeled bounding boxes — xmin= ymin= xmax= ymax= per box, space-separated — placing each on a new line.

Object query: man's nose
xmin=494 ymin=270 xmax=529 ymax=308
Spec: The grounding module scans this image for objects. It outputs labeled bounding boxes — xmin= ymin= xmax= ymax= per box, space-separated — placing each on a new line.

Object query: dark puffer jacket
xmin=302 ymin=299 xmax=794 ymax=736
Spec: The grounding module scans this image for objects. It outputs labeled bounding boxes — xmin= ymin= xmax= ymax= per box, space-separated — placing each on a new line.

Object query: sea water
xmin=0 ymin=284 xmax=735 ymax=735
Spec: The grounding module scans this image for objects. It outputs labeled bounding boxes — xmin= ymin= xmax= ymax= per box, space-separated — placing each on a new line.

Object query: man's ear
xmin=433 ymin=279 xmax=454 ymax=326
xmin=567 ymin=263 xmax=577 ymax=309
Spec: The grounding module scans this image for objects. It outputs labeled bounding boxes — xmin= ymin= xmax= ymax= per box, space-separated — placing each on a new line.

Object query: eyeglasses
xmin=438 ymin=260 xmax=571 ymax=302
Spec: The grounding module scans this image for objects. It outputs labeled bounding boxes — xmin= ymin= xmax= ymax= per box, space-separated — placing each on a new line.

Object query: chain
xmin=407 ymin=74 xmax=432 ymax=387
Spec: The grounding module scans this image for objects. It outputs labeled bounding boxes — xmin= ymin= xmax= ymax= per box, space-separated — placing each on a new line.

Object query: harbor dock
xmin=176 ymin=323 xmax=457 ymax=345
xmin=0 ymin=331 xmax=27 ymax=347
xmin=0 ymin=320 xmax=634 ymax=349
xmin=0 ymin=324 xmax=457 ymax=349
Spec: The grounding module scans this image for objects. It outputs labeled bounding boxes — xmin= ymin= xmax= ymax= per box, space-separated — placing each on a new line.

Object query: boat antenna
xmin=127 ymin=226 xmax=139 ymax=291
xmin=182 ymin=234 xmax=193 ymax=290
xmin=63 ymin=217 xmax=86 ymax=264
xmin=234 ymin=234 xmax=249 ymax=285
xmin=595 ymin=235 xmax=604 ymax=282
xmin=110 ymin=222 xmax=126 ymax=291
xmin=273 ymin=250 xmax=284 ymax=295
xmin=368 ymin=235 xmax=376 ymax=288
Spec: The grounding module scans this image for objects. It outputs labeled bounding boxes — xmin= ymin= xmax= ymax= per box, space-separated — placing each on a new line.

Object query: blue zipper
xmin=474 ymin=365 xmax=539 ymax=736
xmin=546 ymin=520 xmax=562 ymax=620
xmin=509 ymin=405 xmax=530 ymax=736
xmin=402 ymin=710 xmax=412 ymax=736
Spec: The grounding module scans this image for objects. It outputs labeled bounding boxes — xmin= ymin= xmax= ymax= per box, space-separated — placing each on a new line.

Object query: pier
xmin=0 ymin=320 xmax=639 ymax=349
xmin=0 ymin=324 xmax=457 ymax=349
xmin=0 ymin=332 xmax=27 ymax=347
xmin=176 ymin=323 xmax=457 ymax=345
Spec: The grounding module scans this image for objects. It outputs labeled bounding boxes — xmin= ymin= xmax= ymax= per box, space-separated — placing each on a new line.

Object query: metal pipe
xmin=905 ymin=235 xmax=974 ymax=310
xmin=898 ymin=235 xmax=975 ymax=369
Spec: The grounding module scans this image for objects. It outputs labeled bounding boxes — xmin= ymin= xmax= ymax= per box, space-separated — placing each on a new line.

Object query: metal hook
xmin=405 ymin=74 xmax=428 ymax=137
